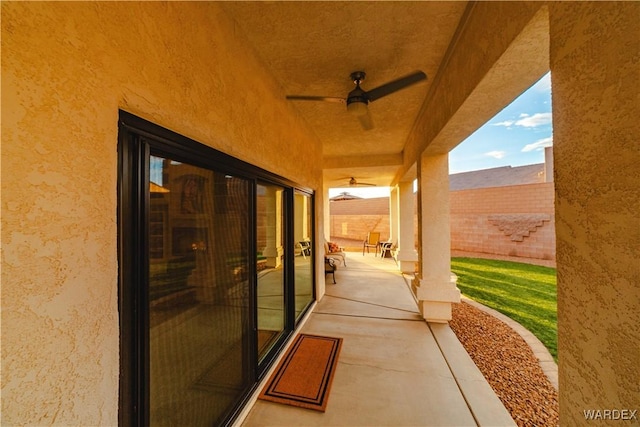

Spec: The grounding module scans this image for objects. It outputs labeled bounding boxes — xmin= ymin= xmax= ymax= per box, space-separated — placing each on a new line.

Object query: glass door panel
xmin=256 ymin=183 xmax=286 ymax=361
xmin=148 ymin=155 xmax=251 ymax=426
xmin=294 ymin=192 xmax=314 ymax=321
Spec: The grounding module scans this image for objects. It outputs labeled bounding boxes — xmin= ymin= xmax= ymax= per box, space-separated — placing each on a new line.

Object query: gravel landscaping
xmin=450 ymin=301 xmax=559 ymax=427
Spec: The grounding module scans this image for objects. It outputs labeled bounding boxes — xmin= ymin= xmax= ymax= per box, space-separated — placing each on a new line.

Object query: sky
xmin=330 ymin=72 xmax=553 ymax=198
xmin=448 ymin=72 xmax=553 ymax=174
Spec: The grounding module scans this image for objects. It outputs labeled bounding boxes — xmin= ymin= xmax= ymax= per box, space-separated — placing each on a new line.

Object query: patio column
xmin=389 ymin=186 xmax=399 ymax=244
xmin=294 ymin=192 xmax=310 ymax=242
xmin=262 ymin=186 xmax=283 ymax=268
xmin=396 ymin=180 xmax=418 ymax=273
xmin=549 ymin=2 xmax=639 ymax=423
xmin=323 ymin=188 xmax=331 ymax=243
xmin=413 ymin=153 xmax=460 ymax=322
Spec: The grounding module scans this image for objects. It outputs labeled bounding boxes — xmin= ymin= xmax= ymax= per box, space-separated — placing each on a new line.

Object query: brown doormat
xmin=259 ymin=333 xmax=343 ymax=412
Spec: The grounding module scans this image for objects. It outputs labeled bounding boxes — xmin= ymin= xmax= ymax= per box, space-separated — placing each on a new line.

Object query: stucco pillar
xmin=543 ymin=146 xmax=554 ymax=183
xmin=262 ymin=187 xmax=283 ymax=268
xmin=549 ymin=2 xmax=640 ymax=424
xmin=389 ymin=186 xmax=399 ymax=244
xmin=317 ymin=189 xmax=330 ymax=296
xmin=413 ymin=153 xmax=460 ymax=322
xmin=323 ymin=188 xmax=331 ymax=243
xmin=396 ymin=180 xmax=419 ymax=273
xmin=294 ymin=193 xmax=307 ymax=242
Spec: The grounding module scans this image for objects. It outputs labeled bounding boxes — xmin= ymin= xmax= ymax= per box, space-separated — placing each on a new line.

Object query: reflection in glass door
xmin=148 ymin=155 xmax=251 ymax=426
xmin=294 ymin=192 xmax=314 ymax=321
xmin=256 ymin=183 xmax=286 ymax=361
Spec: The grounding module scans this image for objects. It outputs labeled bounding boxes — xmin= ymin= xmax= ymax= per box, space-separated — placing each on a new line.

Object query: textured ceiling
xmin=220 ymin=1 xmax=468 ymax=187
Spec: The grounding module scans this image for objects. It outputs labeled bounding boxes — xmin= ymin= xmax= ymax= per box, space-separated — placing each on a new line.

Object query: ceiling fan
xmin=286 ymin=70 xmax=427 ymax=130
xmin=340 ymin=177 xmax=376 ymax=187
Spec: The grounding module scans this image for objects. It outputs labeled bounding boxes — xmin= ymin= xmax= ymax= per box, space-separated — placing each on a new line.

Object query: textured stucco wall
xmin=1 ymin=2 xmax=321 ymax=425
xmin=549 ymin=2 xmax=640 ymax=425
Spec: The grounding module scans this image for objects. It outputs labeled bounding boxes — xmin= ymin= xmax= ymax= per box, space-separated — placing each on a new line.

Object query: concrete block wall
xmin=330 ymin=215 xmax=391 ymax=243
xmin=329 ymin=198 xmax=391 ymax=243
xmin=329 ymin=183 xmax=556 ymax=262
xmin=450 ymin=182 xmax=555 ymax=260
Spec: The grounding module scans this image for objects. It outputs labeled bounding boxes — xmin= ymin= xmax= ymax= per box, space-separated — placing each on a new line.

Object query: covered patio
xmin=2 ymin=2 xmax=637 ymax=425
xmin=239 ymin=254 xmax=515 ymax=426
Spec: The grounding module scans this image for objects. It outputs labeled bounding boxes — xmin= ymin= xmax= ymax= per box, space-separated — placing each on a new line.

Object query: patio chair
xmin=362 ymin=232 xmax=381 ymax=256
xmin=379 ymin=241 xmax=395 ymax=259
xmin=297 ymin=240 xmax=312 ymax=258
xmin=324 ymin=241 xmax=347 ymax=266
xmin=325 ymin=257 xmax=337 ymax=284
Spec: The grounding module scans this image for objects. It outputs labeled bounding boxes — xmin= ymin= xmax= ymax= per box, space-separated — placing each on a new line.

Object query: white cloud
xmin=515 ymin=112 xmax=552 ymax=128
xmin=492 ymin=112 xmax=552 ymax=128
xmin=492 ymin=120 xmax=514 ymax=127
xmin=485 ymin=150 xmax=507 ymax=159
xmin=522 ymin=136 xmax=553 ymax=152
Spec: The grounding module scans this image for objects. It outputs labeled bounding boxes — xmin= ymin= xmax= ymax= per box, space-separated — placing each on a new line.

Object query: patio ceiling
xmin=220 ymin=2 xmax=469 ymax=188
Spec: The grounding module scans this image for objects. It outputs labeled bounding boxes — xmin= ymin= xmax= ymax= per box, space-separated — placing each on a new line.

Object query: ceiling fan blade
xmin=357 ymin=108 xmax=374 ymax=131
xmin=366 ymin=71 xmax=427 ymax=102
xmin=286 ymin=95 xmax=346 ymax=104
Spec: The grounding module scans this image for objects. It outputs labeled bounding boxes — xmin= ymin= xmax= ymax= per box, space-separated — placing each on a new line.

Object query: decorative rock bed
xmin=449 ymin=301 xmax=559 ymax=427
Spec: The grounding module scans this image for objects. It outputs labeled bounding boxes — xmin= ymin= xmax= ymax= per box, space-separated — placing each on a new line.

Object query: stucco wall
xmin=450 ymin=183 xmax=555 ymax=261
xmin=1 ymin=3 xmax=321 ymax=425
xmin=549 ymin=2 xmax=640 ymax=424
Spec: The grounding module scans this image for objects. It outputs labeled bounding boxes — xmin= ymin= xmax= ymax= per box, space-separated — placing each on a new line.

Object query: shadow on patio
xmin=240 ymin=254 xmax=515 ymax=426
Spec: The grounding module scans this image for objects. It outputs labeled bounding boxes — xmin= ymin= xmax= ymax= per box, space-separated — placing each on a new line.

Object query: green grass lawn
xmin=451 ymin=257 xmax=558 ymax=361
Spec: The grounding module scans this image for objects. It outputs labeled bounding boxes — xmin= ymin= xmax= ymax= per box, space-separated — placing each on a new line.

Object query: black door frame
xmin=117 ymin=110 xmax=315 ymax=426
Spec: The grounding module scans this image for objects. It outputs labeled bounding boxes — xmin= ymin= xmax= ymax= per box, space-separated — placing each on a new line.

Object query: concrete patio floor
xmin=237 ymin=253 xmax=515 ymax=427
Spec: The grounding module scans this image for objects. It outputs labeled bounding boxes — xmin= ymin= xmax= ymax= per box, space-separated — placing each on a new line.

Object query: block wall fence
xmin=330 ymin=214 xmax=392 ymax=244
xmin=329 ymin=182 xmax=556 ymax=262
xmin=329 ymin=197 xmax=392 ymax=245
xmin=450 ymin=182 xmax=555 ymax=261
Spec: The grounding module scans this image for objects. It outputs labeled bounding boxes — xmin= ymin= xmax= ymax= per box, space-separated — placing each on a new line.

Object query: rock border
xmin=461 ymin=296 xmax=558 ymax=391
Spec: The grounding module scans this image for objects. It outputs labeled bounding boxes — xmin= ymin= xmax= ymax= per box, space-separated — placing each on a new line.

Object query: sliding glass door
xmin=118 ymin=111 xmax=316 ymax=426
xmin=148 ymin=155 xmax=252 ymax=425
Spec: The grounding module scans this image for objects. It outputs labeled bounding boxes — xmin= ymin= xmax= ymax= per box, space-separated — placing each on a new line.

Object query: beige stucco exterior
xmin=2 ymin=1 xmax=639 ymax=425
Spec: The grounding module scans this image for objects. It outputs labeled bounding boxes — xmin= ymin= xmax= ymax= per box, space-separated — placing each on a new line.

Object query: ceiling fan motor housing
xmin=347 ymin=71 xmax=369 ymax=115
